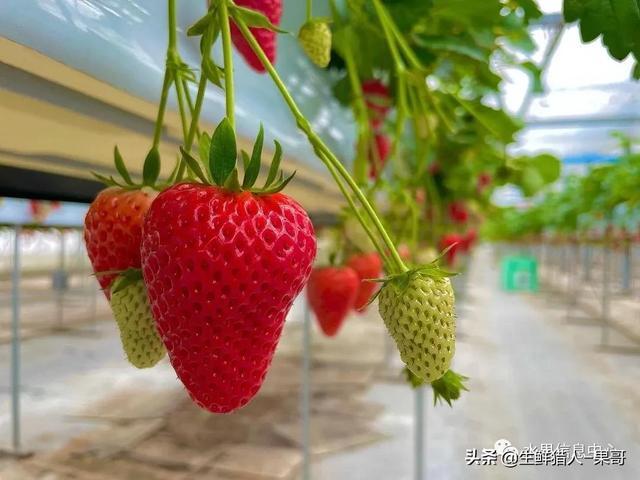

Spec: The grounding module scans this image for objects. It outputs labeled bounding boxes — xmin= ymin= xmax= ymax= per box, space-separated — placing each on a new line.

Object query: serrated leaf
xmin=229 ymin=5 xmax=288 ymax=33
xmin=180 ymin=147 xmax=210 ymax=184
xmin=209 ymin=118 xmax=237 ymax=186
xmin=142 ymin=147 xmax=161 ymax=186
xmin=113 ymin=146 xmax=133 ymax=184
xmin=243 ymin=125 xmax=263 ymax=188
xmin=264 ymin=140 xmax=282 ymax=188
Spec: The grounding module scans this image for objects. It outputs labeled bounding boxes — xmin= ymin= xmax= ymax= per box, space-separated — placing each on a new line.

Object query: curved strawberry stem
xmin=218 ymin=0 xmax=236 ymax=130
xmin=232 ymin=12 xmax=407 ymax=275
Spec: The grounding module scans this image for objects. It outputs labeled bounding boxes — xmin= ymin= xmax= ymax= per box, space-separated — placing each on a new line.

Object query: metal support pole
xmin=414 ymin=387 xmax=425 ymax=480
xmin=301 ymin=297 xmax=312 ymax=480
xmin=622 ymin=242 xmax=631 ymax=294
xmin=10 ymin=225 xmax=22 ymax=452
xmin=601 ymin=246 xmax=611 ymax=346
xmin=56 ymin=230 xmax=66 ymax=329
xmin=583 ymin=245 xmax=592 ymax=282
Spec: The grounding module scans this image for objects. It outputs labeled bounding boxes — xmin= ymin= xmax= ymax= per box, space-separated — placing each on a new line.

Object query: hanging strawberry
xmin=346 ymin=252 xmax=383 ymax=312
xmin=439 ymin=233 xmax=463 ymax=267
xmin=110 ymin=270 xmax=165 ymax=369
xmin=141 ymin=120 xmax=317 ymax=413
xmin=230 ymin=0 xmax=282 ymax=72
xmin=362 ymin=79 xmax=391 ymax=129
xmin=298 ymin=19 xmax=332 ymax=68
xmin=84 ymin=147 xmax=164 ymax=298
xmin=447 ymin=201 xmax=469 ymax=224
xmin=307 ymin=266 xmax=359 ymax=336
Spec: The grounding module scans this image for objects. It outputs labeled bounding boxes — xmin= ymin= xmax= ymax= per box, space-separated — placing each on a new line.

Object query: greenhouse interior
xmin=1 ymin=0 xmax=639 ymax=478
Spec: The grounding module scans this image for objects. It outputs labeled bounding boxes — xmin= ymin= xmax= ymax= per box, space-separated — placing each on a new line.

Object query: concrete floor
xmin=1 ymin=246 xmax=639 ymax=479
xmin=314 ymin=246 xmax=640 ymax=479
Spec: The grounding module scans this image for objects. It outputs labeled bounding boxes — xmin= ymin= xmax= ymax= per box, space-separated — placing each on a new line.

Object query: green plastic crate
xmin=501 ymin=256 xmax=538 ymax=292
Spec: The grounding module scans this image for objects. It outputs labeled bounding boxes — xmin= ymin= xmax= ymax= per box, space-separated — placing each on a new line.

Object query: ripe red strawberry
xmin=307 ymin=266 xmax=359 ymax=337
xmin=230 ymin=0 xmax=282 ymax=72
xmin=447 ymin=201 xmax=469 ymax=224
xmin=141 ymin=183 xmax=316 ymax=413
xmin=369 ymin=134 xmax=391 ymax=179
xmin=84 ymin=188 xmax=155 ymax=299
xmin=346 ymin=252 xmax=383 ymax=312
xmin=362 ymin=79 xmax=391 ymax=128
xmin=439 ymin=233 xmax=463 ymax=267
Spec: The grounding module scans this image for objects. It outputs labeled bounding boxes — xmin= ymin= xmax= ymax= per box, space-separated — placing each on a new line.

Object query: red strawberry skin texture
xmin=141 ymin=183 xmax=316 ymax=413
xmin=346 ymin=252 xmax=383 ymax=311
xmin=230 ymin=0 xmax=282 ymax=72
xmin=84 ymin=188 xmax=155 ymax=299
xmin=307 ymin=267 xmax=359 ymax=337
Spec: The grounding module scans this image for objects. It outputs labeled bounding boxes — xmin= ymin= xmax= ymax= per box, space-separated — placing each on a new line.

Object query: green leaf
xmin=113 ymin=146 xmax=133 ymax=185
xmin=142 ymin=147 xmax=161 ymax=186
xmin=243 ymin=125 xmax=263 ymax=188
xmin=531 ymin=153 xmax=561 ymax=183
xmin=256 ymin=171 xmax=296 ymax=195
xmin=187 ymin=9 xmax=215 ymax=37
xmin=634 ymin=62 xmax=640 ymax=80
xmin=563 ymin=0 xmax=640 ymax=61
xmin=241 ymin=150 xmax=251 ymax=171
xmin=264 ymin=140 xmax=282 ymax=188
xmin=456 ymin=99 xmax=522 ymax=143
xmin=180 ymin=147 xmax=210 ymax=184
xmin=223 ymin=167 xmax=242 ymax=192
xmin=209 ymin=118 xmax=237 ymax=186
xmin=229 ymin=5 xmax=288 ymax=33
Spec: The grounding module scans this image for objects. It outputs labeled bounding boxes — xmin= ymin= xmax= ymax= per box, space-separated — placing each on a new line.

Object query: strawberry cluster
xmin=85 ymin=121 xmax=317 ymax=414
xmin=307 ymin=252 xmax=383 ymax=337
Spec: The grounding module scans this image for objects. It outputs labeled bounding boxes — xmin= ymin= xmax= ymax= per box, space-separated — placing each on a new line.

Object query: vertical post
xmin=414 ymin=387 xmax=425 ymax=480
xmin=622 ymin=241 xmax=631 ymax=294
xmin=301 ymin=297 xmax=312 ymax=480
xmin=600 ymin=244 xmax=610 ymax=346
xmin=11 ymin=225 xmax=22 ymax=452
xmin=583 ymin=244 xmax=592 ymax=282
xmin=56 ymin=230 xmax=66 ymax=329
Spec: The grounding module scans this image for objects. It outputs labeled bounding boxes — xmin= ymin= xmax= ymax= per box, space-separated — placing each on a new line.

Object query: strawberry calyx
xmin=404 ymin=367 xmax=469 ymax=407
xmin=109 ymin=268 xmax=144 ymax=296
xmin=430 ymin=369 xmax=470 ymax=407
xmin=92 ymin=146 xmax=177 ymax=191
xmin=180 ymin=117 xmax=295 ymax=195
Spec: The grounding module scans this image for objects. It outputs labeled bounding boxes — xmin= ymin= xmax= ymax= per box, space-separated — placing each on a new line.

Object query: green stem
xmin=306 ymin=0 xmax=312 ymax=22
xmin=168 ymin=0 xmax=177 ymax=49
xmin=173 ymin=66 xmax=190 ymax=143
xmin=375 ymin=0 xmax=422 ymax=70
xmin=233 ymin=16 xmax=407 ymax=274
xmin=320 ymin=150 xmax=392 ymax=268
xmin=186 ymin=73 xmax=207 ymax=150
xmin=219 ymin=0 xmax=236 ymax=130
xmin=343 ymin=43 xmax=370 ymax=184
xmin=152 ymin=70 xmax=173 ymax=148
xmin=372 ymin=0 xmax=405 ymax=70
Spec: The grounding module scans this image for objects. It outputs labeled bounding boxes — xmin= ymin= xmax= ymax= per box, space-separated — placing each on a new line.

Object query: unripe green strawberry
xmin=378 ymin=270 xmax=455 ymax=382
xmin=298 ymin=20 xmax=331 ymax=68
xmin=110 ymin=272 xmax=165 ymax=369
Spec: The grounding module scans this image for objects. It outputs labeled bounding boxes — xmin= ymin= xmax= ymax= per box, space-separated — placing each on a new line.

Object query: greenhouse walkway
xmin=0 ymin=247 xmax=638 ymax=479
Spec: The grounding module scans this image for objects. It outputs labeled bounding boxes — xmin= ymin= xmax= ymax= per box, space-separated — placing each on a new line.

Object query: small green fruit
xmin=298 ymin=21 xmax=332 ymax=68
xmin=378 ymin=270 xmax=455 ymax=382
xmin=110 ymin=274 xmax=165 ymax=369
